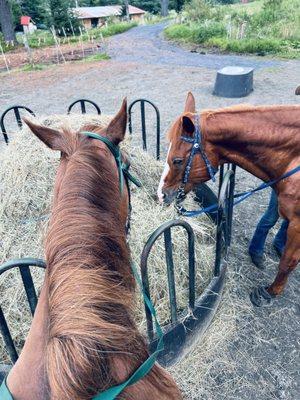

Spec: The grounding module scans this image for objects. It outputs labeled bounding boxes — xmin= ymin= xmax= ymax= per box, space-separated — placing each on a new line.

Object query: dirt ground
xmin=0 ymin=40 xmax=103 ymax=71
xmin=0 ymin=23 xmax=299 ymax=399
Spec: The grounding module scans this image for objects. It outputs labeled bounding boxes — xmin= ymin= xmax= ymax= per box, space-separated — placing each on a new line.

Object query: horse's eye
xmin=172 ymin=158 xmax=184 ymax=166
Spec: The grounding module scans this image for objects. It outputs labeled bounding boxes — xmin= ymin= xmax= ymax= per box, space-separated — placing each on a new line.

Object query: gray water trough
xmin=213 ymin=66 xmax=254 ymax=98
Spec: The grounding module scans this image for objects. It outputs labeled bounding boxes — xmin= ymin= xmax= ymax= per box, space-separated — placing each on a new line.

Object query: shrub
xmin=191 ymin=22 xmax=227 ymax=43
xmin=165 ymin=22 xmax=226 ymax=43
xmin=206 ymin=37 xmax=282 ymax=53
xmin=99 ymin=22 xmax=138 ymax=37
xmin=183 ymin=0 xmax=213 ymax=22
xmin=164 ymin=24 xmax=194 ymax=41
xmin=0 ymin=33 xmax=17 ymax=52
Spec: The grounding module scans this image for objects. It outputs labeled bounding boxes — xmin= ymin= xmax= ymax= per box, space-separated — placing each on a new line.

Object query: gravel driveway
xmin=0 ymin=23 xmax=299 ymax=400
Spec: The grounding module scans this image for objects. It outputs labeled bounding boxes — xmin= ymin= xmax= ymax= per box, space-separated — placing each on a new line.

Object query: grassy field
xmin=0 ymin=21 xmax=138 ymax=53
xmin=165 ymin=0 xmax=300 ymax=58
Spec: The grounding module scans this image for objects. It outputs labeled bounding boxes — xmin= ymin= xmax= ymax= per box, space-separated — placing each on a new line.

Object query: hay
xmin=0 ymin=114 xmax=216 ymax=368
xmin=1 ymin=114 xmax=283 ymax=400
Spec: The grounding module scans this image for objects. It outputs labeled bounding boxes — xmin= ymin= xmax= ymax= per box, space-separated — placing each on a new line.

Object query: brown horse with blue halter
xmin=158 ymin=92 xmax=300 ymax=307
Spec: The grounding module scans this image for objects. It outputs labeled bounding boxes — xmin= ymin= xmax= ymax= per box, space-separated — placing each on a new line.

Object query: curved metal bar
xmin=128 ymin=99 xmax=161 ymax=160
xmin=214 ymin=169 xmax=235 ymax=276
xmin=67 ymin=99 xmax=101 ymax=115
xmin=150 ymin=263 xmax=227 ymax=367
xmin=0 ymin=259 xmax=46 ymax=363
xmin=140 ymin=167 xmax=236 ymax=366
xmin=140 ymin=220 xmax=195 ymax=343
xmin=0 ymin=258 xmax=46 ymax=275
xmin=140 ymin=219 xmax=226 ymax=367
xmin=0 ymin=106 xmax=35 ymax=144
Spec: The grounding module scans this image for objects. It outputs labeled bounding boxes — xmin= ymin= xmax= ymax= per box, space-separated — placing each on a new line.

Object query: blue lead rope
xmin=178 ymin=164 xmax=300 ymax=218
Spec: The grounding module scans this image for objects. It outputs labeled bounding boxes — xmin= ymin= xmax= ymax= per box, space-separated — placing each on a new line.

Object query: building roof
xmin=20 ymin=16 xmax=31 ymax=26
xmin=73 ymin=5 xmax=145 ymax=19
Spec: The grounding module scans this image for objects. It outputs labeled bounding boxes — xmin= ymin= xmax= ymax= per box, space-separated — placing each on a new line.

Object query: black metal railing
xmin=140 ymin=220 xmax=195 ymax=343
xmin=128 ymin=99 xmax=161 ymax=160
xmin=1 ymin=106 xmax=35 ymax=144
xmin=67 ymin=99 xmax=101 ymax=115
xmin=139 ymin=165 xmax=236 ymax=366
xmin=0 ymin=258 xmax=46 ymax=363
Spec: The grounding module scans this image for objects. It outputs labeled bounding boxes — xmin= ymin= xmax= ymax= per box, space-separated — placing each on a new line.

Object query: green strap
xmin=80 ymin=132 xmax=141 ymax=192
xmin=92 ymin=263 xmax=164 ymax=400
xmin=0 ymin=378 xmax=14 ymax=400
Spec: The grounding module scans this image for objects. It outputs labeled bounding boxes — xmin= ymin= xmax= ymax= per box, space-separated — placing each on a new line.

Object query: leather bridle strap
xmin=180 ymin=114 xmax=217 ymax=186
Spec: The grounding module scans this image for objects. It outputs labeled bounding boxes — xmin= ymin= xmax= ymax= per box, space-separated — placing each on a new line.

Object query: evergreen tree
xmin=169 ymin=0 xmax=185 ymax=11
xmin=20 ymin=0 xmax=50 ymax=25
xmin=49 ymin=0 xmax=81 ymax=34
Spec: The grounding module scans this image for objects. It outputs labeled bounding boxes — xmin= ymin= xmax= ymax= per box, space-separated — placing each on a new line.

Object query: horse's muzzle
xmin=161 ymin=188 xmax=178 ymax=205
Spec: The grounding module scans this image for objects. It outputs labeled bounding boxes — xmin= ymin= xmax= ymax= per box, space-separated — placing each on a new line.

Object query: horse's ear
xmin=184 ymin=92 xmax=196 ymax=113
xmin=24 ymin=118 xmax=64 ymax=151
xmin=107 ymin=98 xmax=127 ymax=145
xmin=182 ymin=115 xmax=195 ymax=137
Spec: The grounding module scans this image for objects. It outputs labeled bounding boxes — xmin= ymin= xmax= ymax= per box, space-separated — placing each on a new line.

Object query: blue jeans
xmin=249 ymin=190 xmax=288 ymax=257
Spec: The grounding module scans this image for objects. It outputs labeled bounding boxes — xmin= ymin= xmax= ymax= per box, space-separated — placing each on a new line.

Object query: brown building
xmin=73 ymin=5 xmax=146 ymax=30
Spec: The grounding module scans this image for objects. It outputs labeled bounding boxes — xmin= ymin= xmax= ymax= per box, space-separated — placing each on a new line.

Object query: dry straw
xmin=0 ymin=114 xmax=257 ymax=399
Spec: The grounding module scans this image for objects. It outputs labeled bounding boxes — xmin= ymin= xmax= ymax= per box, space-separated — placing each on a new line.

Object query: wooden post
xmin=0 ymin=41 xmax=10 ymax=73
xmin=23 ymin=34 xmax=33 ymax=66
xmin=79 ymin=26 xmax=85 ymax=58
xmin=50 ymin=26 xmax=66 ymax=64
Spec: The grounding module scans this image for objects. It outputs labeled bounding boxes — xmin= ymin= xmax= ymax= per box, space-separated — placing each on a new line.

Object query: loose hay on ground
xmin=0 ymin=114 xmax=216 ymax=371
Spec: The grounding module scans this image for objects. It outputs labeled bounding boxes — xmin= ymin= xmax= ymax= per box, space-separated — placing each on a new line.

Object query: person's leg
xmin=273 ymin=219 xmax=289 ymax=257
xmin=249 ymin=190 xmax=279 ymax=268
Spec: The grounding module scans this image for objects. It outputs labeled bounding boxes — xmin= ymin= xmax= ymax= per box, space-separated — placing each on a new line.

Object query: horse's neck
xmin=204 ymin=106 xmax=300 ymax=181
xmin=7 ymin=280 xmax=49 ymax=400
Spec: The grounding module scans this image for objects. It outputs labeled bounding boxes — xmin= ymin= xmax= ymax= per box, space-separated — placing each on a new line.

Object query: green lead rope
xmin=80 ymin=131 xmax=142 ymax=193
xmin=92 ymin=262 xmax=164 ymax=400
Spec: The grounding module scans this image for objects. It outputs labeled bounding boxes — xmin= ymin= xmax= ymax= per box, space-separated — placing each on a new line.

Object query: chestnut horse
xmin=4 ymin=100 xmax=181 ymax=399
xmin=158 ymin=92 xmax=300 ymax=307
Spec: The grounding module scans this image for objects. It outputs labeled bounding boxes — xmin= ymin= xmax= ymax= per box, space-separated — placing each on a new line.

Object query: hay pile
xmin=0 ymin=114 xmax=215 ymax=366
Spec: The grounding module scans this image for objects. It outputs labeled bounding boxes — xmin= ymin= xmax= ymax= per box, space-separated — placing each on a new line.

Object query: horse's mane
xmin=45 ymin=130 xmax=140 ymax=399
xmin=202 ymin=103 xmax=300 ymax=115
xmin=168 ymin=104 xmax=300 ymax=146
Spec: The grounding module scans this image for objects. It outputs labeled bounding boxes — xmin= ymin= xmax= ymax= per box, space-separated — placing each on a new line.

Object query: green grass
xmin=97 ymin=21 xmax=137 ymax=37
xmin=21 ymin=63 xmax=47 ymax=71
xmin=229 ymin=0 xmax=263 ymax=14
xmin=165 ymin=0 xmax=300 ymax=58
xmin=77 ymin=53 xmax=110 ymax=62
xmin=2 ymin=21 xmax=138 ymax=53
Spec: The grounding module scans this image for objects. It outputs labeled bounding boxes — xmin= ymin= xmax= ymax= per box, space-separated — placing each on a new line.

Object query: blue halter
xmin=176 ymin=114 xmax=218 ymax=201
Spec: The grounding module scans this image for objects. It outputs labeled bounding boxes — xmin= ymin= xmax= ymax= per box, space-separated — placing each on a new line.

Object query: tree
xmin=169 ymin=0 xmax=185 ymax=12
xmin=0 ymin=0 xmax=17 ymax=43
xmin=20 ymin=0 xmax=50 ymax=26
xmin=131 ymin=1 xmax=161 ymax=14
xmin=161 ymin=0 xmax=169 ymax=16
xmin=124 ymin=0 xmax=129 ymax=20
xmin=49 ymin=0 xmax=81 ymax=34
